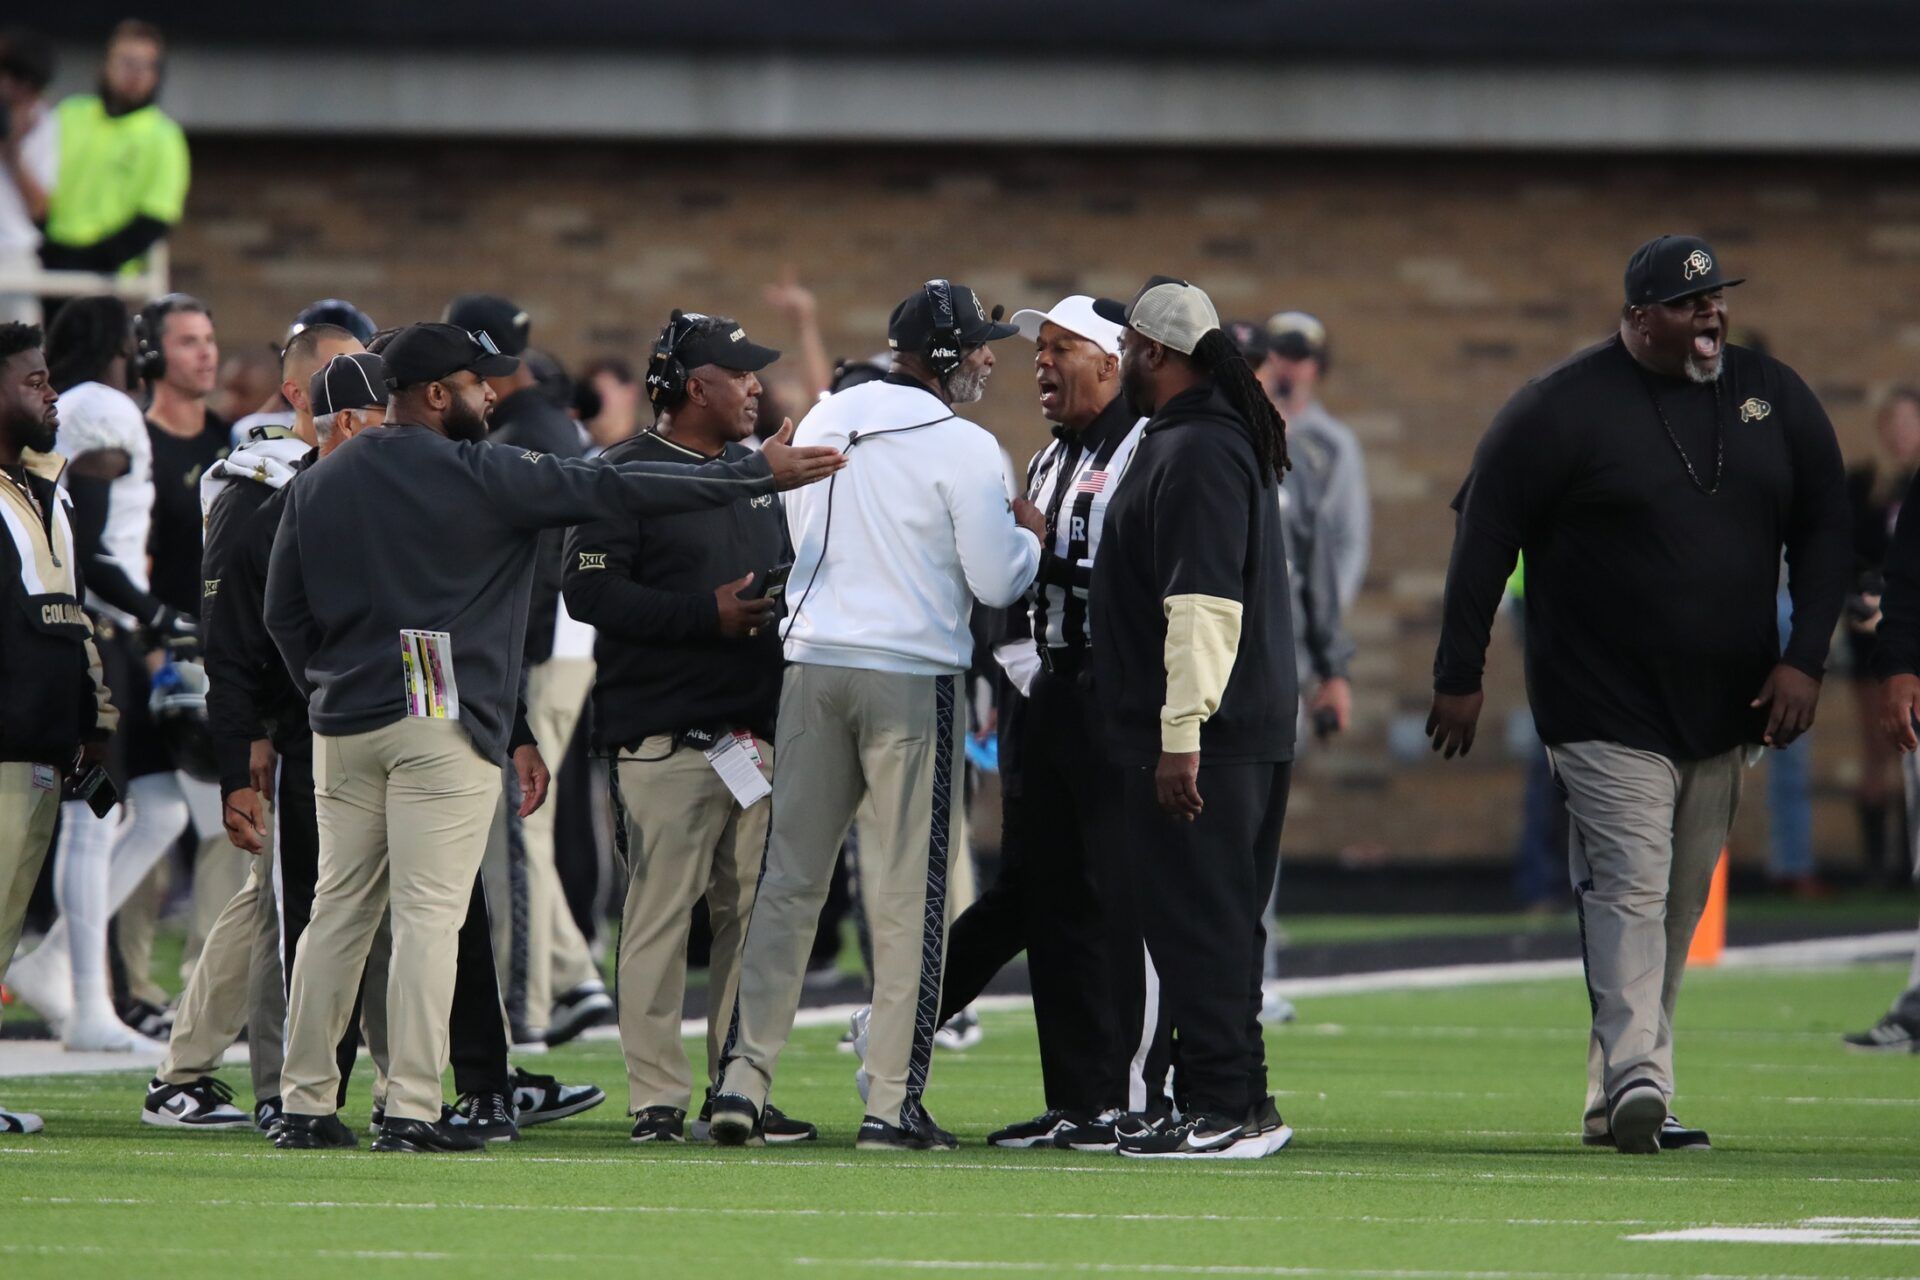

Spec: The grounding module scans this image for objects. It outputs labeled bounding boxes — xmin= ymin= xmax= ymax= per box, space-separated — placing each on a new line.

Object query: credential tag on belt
xmin=704 ymin=733 xmax=770 ymax=809
xmin=31 ymin=764 xmax=58 ymax=793
xmin=400 ymin=629 xmax=460 ymax=720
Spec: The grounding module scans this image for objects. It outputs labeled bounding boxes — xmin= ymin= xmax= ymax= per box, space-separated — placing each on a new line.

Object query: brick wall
xmin=168 ymin=138 xmax=1920 ymax=867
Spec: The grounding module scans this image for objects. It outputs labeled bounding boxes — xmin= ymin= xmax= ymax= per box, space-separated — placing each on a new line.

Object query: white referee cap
xmin=1009 ymin=296 xmax=1124 ymax=356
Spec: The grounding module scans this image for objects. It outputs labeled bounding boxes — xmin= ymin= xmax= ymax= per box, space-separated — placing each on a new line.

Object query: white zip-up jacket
xmin=781 ymin=376 xmax=1041 ymax=676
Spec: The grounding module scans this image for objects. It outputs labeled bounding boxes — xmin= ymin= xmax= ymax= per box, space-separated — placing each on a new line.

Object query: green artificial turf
xmin=2 ymin=962 xmax=1917 ymax=1279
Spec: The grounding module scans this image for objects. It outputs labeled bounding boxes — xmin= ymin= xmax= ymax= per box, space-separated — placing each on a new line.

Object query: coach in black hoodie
xmin=562 ymin=312 xmax=805 ymax=1143
xmin=1090 ymin=278 xmax=1297 ymax=1161
xmin=263 ymin=322 xmax=841 ymax=1154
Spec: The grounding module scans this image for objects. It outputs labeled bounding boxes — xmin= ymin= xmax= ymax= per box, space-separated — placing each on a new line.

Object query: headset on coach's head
xmin=133 ymin=292 xmax=211 ymax=384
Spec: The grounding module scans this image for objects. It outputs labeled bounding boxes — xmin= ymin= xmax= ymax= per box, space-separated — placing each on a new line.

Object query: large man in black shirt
xmin=564 ymin=310 xmax=813 ymax=1145
xmin=1090 ymin=276 xmax=1298 ymax=1160
xmin=1431 ymin=237 xmax=1850 ymax=1154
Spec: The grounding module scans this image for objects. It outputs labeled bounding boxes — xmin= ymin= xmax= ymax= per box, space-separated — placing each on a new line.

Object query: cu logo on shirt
xmin=1739 ymin=397 xmax=1772 ymax=423
xmin=751 ymin=494 xmax=774 ymax=509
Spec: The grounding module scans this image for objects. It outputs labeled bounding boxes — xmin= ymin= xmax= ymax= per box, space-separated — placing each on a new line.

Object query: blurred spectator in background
xmin=40 ymin=21 xmax=188 ymax=279
xmin=762 ymin=268 xmax=833 ymax=403
xmin=1259 ymin=312 xmax=1369 ymax=611
xmin=1847 ymin=386 xmax=1920 ymax=886
xmin=213 ymin=347 xmax=281 ymax=426
xmin=0 ymin=29 xmax=56 ymax=325
xmin=1503 ymin=556 xmax=1570 ymax=912
xmin=578 ymin=357 xmax=640 ymax=454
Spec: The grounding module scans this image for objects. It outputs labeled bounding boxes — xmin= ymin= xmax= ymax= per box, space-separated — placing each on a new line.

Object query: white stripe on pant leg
xmin=1127 ymin=941 xmax=1160 ymax=1114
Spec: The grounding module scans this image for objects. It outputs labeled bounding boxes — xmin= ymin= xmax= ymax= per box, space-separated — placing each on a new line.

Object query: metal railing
xmin=0 ymin=242 xmax=171 ymax=304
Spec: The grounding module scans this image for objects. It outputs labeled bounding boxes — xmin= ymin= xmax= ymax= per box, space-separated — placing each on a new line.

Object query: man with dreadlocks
xmin=1089 ymin=276 xmax=1298 ymax=1159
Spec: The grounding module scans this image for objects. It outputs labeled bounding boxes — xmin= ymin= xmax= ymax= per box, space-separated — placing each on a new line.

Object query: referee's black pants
xmin=1118 ymin=758 xmax=1290 ymax=1121
xmin=941 ymin=667 xmax=1130 ymax=1116
xmin=277 ymin=737 xmax=511 ymax=1101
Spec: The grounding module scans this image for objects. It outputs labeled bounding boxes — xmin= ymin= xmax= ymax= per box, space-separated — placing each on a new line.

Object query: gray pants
xmin=719 ymin=663 xmax=962 ymax=1129
xmin=1548 ymin=741 xmax=1742 ymax=1133
xmin=1888 ymin=751 xmax=1920 ymax=1023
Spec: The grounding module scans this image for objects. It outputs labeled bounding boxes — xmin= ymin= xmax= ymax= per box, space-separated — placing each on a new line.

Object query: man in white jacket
xmin=712 ymin=280 xmax=1044 ymax=1150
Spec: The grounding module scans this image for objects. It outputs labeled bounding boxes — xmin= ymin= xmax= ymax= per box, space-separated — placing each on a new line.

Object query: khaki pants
xmin=613 ymin=733 xmax=770 ymax=1113
xmin=281 ymin=719 xmax=500 ymax=1122
xmin=114 ymin=860 xmax=173 ymax=1007
xmin=482 ymin=657 xmax=599 ymax=1036
xmin=184 ymin=835 xmax=251 ymax=983
xmin=159 ymin=840 xmax=286 ymax=1101
xmin=1548 ymin=741 xmax=1742 ymax=1132
xmin=0 ymin=763 xmax=62 ymax=986
xmin=719 ymin=664 xmax=962 ymax=1128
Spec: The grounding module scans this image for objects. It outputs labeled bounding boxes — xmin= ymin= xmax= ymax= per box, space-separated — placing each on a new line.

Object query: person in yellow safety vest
xmin=38 ymin=21 xmax=188 ymax=279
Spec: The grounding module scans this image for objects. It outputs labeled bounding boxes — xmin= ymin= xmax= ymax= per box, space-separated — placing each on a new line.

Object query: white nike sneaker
xmin=934 ymin=1007 xmax=983 ymax=1051
xmin=0 ymin=1104 xmax=45 ymax=1134
xmin=5 ymin=938 xmax=73 ymax=1034
xmin=851 ymin=1005 xmax=872 ymax=1104
xmin=65 ymin=1015 xmax=166 ymax=1055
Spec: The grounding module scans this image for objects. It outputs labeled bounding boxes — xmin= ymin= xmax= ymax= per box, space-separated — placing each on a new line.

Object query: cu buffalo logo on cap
xmin=1683 ymin=249 xmax=1714 ymax=281
xmin=1739 ymin=397 xmax=1772 ymax=423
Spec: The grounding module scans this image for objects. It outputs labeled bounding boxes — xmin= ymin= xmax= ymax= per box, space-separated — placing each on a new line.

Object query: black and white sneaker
xmin=372 ymin=1116 xmax=487 ymax=1154
xmin=511 ymin=1068 xmax=606 ymax=1127
xmin=1842 ymin=1013 xmax=1920 ymax=1053
xmin=857 ymin=1107 xmax=958 ymax=1151
xmin=452 ymin=1090 xmax=521 ymax=1142
xmin=988 ymin=1109 xmax=1078 ymax=1149
xmin=544 ymin=981 xmax=615 ymax=1048
xmin=254 ymin=1096 xmax=284 ymax=1137
xmin=1657 ymin=1116 xmax=1710 ymax=1151
xmin=1053 ymin=1109 xmax=1123 ymax=1152
xmin=707 ymin=1092 xmax=763 ymax=1147
xmin=630 ymin=1106 xmax=686 ymax=1143
xmin=0 ymin=1106 xmax=45 ymax=1135
xmin=762 ymin=1103 xmax=819 ymax=1143
xmin=934 ymin=1007 xmax=983 ymax=1051
xmin=1112 ymin=1110 xmax=1171 ymax=1145
xmin=142 ymin=1076 xmax=251 ymax=1129
xmin=119 ymin=997 xmax=174 ymax=1040
xmin=1240 ymin=1094 xmax=1294 ymax=1157
xmin=274 ymin=1112 xmax=358 ymax=1150
xmin=1607 ymin=1080 xmax=1667 ymax=1155
xmin=1117 ymin=1112 xmax=1246 ymax=1159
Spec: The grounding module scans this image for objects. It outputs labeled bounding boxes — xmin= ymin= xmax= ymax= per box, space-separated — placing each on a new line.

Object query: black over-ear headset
xmin=134 ymin=292 xmax=208 ymax=384
xmin=922 ymin=278 xmax=964 ymax=377
xmin=644 ymin=309 xmax=703 ymax=410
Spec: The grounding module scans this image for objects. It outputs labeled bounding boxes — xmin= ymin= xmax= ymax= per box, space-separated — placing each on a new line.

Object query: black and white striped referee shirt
xmin=1023 ymin=396 xmax=1146 ymax=652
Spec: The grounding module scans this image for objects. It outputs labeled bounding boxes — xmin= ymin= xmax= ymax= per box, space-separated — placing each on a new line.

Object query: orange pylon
xmin=1687 ymin=849 xmax=1729 ymax=966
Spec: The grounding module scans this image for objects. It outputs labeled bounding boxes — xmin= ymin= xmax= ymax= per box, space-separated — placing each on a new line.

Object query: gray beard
xmin=945 ymin=365 xmax=989 ymax=405
xmin=1683 ymin=355 xmax=1724 ymax=384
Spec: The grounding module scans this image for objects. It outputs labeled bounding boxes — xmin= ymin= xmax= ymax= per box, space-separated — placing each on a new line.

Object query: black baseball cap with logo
xmin=381 ymin=322 xmax=520 ymax=390
xmin=442 ymin=293 xmax=532 ymax=356
xmin=1624 ymin=235 xmax=1745 ymax=307
xmin=670 ymin=314 xmax=782 ymax=372
xmin=887 ymin=281 xmax=1020 ymax=357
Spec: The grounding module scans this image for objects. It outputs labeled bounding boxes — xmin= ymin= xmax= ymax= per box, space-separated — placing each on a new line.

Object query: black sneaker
xmin=142 ymin=1076 xmax=251 ymax=1130
xmin=1607 ymin=1080 xmax=1667 ymax=1156
xmin=1117 ymin=1112 xmax=1247 ymax=1159
xmin=452 ymin=1090 xmax=521 ymax=1142
xmin=274 ymin=1112 xmax=358 ymax=1150
xmin=254 ymin=1096 xmax=284 ymax=1137
xmin=988 ymin=1109 xmax=1079 ymax=1149
xmin=511 ymin=1068 xmax=606 ymax=1127
xmin=368 ymin=1105 xmax=386 ymax=1134
xmin=119 ymin=997 xmax=174 ymax=1040
xmin=1842 ymin=1013 xmax=1920 ymax=1052
xmin=631 ymin=1106 xmax=686 ymax=1143
xmin=761 ymin=1103 xmax=819 ymax=1144
xmin=1053 ymin=1109 xmax=1123 ymax=1152
xmin=1112 ymin=1110 xmax=1171 ymax=1144
xmin=707 ymin=1092 xmax=763 ymax=1147
xmin=1241 ymin=1094 xmax=1294 ymax=1157
xmin=372 ymin=1116 xmax=487 ymax=1153
xmin=856 ymin=1108 xmax=957 ymax=1152
xmin=690 ymin=1091 xmax=714 ymax=1141
xmin=1657 ymin=1116 xmax=1710 ymax=1151
xmin=544 ymin=981 xmax=615 ymax=1048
